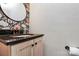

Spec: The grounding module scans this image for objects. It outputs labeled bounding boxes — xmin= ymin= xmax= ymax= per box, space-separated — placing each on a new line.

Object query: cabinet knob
xmin=32 ymin=44 xmax=34 ymax=47
xmin=35 ymin=42 xmax=37 ymax=45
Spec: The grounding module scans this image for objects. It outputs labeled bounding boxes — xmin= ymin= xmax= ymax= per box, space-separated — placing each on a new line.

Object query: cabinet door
xmin=0 ymin=42 xmax=11 ymax=56
xmin=11 ymin=40 xmax=33 ymax=56
xmin=17 ymin=45 xmax=33 ymax=56
xmin=33 ymin=37 xmax=43 ymax=56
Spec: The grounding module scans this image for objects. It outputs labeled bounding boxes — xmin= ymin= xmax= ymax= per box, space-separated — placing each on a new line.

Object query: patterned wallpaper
xmin=0 ymin=3 xmax=30 ymax=33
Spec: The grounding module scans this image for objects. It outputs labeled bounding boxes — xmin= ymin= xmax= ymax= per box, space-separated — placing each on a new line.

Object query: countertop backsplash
xmin=0 ymin=3 xmax=30 ymax=34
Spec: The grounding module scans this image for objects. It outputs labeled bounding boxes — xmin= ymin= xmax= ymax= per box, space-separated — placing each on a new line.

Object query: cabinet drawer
xmin=33 ymin=37 xmax=42 ymax=43
xmin=11 ymin=40 xmax=33 ymax=49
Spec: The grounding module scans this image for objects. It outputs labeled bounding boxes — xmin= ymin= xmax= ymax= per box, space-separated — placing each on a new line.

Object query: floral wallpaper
xmin=0 ymin=3 xmax=30 ymax=33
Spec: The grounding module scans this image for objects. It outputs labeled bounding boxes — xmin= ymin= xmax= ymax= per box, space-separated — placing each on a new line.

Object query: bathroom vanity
xmin=0 ymin=34 xmax=44 ymax=56
xmin=0 ymin=3 xmax=44 ymax=56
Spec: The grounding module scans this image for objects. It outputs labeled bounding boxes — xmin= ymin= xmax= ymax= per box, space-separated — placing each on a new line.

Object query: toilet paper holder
xmin=65 ymin=46 xmax=70 ymax=50
xmin=65 ymin=46 xmax=79 ymax=56
xmin=65 ymin=46 xmax=79 ymax=51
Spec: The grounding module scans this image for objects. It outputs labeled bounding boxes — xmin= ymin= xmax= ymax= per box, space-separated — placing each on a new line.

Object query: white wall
xmin=30 ymin=3 xmax=79 ymax=56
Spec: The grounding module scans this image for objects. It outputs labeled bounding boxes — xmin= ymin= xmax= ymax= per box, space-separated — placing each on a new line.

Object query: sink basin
xmin=10 ymin=35 xmax=32 ymax=38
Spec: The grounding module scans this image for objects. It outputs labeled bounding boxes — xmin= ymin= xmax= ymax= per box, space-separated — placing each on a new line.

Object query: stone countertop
xmin=0 ymin=34 xmax=44 ymax=45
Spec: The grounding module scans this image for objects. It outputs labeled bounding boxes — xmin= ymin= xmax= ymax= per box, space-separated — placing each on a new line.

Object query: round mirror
xmin=0 ymin=3 xmax=26 ymax=21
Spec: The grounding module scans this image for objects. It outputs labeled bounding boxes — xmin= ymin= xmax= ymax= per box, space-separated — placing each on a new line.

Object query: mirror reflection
xmin=0 ymin=3 xmax=26 ymax=21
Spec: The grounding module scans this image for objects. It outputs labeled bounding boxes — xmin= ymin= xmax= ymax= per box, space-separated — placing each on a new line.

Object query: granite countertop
xmin=0 ymin=34 xmax=44 ymax=45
